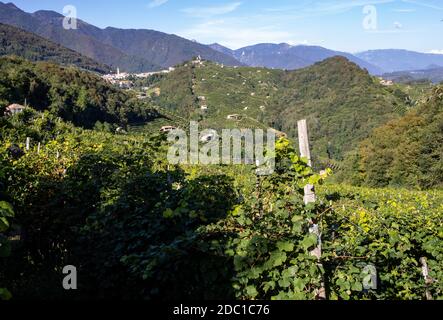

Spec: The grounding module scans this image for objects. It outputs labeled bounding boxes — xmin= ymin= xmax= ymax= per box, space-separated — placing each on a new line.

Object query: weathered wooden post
xmin=25 ymin=137 xmax=30 ymax=151
xmin=297 ymin=120 xmax=316 ymax=203
xmin=420 ymin=257 xmax=433 ymax=300
xmin=297 ymin=119 xmax=326 ymax=300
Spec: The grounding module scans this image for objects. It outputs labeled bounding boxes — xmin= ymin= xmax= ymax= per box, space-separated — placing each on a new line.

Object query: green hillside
xmin=135 ymin=57 xmax=411 ymax=163
xmin=0 ymin=23 xmax=110 ymax=74
xmin=143 ymin=61 xmax=281 ymax=130
xmin=1 ymin=103 xmax=442 ymax=300
xmin=339 ymin=85 xmax=443 ymax=189
xmin=0 ymin=56 xmax=161 ymax=128
xmin=1 ymin=55 xmax=442 ymax=301
xmin=266 ymin=57 xmax=409 ymax=161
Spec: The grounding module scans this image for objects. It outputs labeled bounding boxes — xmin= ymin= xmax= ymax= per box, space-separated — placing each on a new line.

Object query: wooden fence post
xmin=420 ymin=257 xmax=433 ymax=300
xmin=25 ymin=137 xmax=30 ymax=151
xmin=297 ymin=120 xmax=316 ymax=204
xmin=297 ymin=119 xmax=326 ymax=300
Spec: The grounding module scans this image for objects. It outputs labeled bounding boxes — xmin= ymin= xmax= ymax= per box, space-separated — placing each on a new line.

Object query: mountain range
xmin=383 ymin=66 xmax=443 ymax=84
xmin=209 ymin=43 xmax=443 ymax=76
xmin=0 ymin=23 xmax=110 ymax=73
xmin=355 ymin=49 xmax=443 ymax=73
xmin=0 ymin=2 xmax=240 ymax=72
xmin=209 ymin=42 xmax=384 ymax=75
xmin=1 ymin=1 xmax=443 ymax=77
xmin=138 ymin=56 xmax=408 ymax=161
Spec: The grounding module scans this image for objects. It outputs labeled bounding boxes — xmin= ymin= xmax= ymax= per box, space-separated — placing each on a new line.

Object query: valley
xmin=0 ymin=1 xmax=442 ymax=303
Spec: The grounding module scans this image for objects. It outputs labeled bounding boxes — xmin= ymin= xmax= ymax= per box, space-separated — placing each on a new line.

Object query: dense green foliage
xmin=141 ymin=61 xmax=278 ymax=131
xmin=137 ymin=57 xmax=410 ymax=163
xmin=0 ymin=57 xmax=160 ymax=128
xmin=0 ymin=54 xmax=442 ymax=301
xmin=0 ymin=110 xmax=442 ymax=300
xmin=0 ymin=200 xmax=13 ymax=301
xmin=0 ymin=145 xmax=14 ymax=300
xmin=267 ymin=57 xmax=408 ymax=161
xmin=339 ymin=85 xmax=443 ymax=189
xmin=318 ymin=184 xmax=443 ymax=299
xmin=0 ymin=23 xmax=110 ymax=74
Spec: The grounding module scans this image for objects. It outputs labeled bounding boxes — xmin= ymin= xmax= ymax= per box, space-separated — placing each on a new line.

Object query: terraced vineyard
xmin=1 ymin=55 xmax=442 ymax=301
xmin=134 ymin=57 xmax=411 ymax=164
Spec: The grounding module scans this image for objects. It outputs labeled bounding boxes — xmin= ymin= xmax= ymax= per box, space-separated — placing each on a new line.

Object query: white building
xmin=160 ymin=126 xmax=177 ymax=133
xmin=4 ymin=104 xmax=26 ymax=116
xmin=200 ymin=130 xmax=218 ymax=142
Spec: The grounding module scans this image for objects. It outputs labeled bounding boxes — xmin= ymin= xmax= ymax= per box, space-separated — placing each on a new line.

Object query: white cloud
xmin=401 ymin=0 xmax=443 ymax=10
xmin=429 ymin=49 xmax=443 ymax=54
xmin=180 ymin=19 xmax=308 ymax=49
xmin=307 ymin=0 xmax=395 ymax=13
xmin=265 ymin=0 xmax=395 ymax=15
xmin=182 ymin=2 xmax=242 ymax=17
xmin=148 ymin=0 xmax=168 ymax=9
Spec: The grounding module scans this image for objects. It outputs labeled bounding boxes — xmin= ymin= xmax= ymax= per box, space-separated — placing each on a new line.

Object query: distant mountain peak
xmin=0 ymin=22 xmax=111 ymax=73
xmin=208 ymin=43 xmax=234 ymax=56
xmin=2 ymin=2 xmax=19 ymax=9
xmin=356 ymin=49 xmax=443 ymax=73
xmin=323 ymin=55 xmax=351 ymax=63
xmin=209 ymin=42 xmax=231 ymax=49
xmin=315 ymin=55 xmax=361 ymax=70
xmin=278 ymin=42 xmax=292 ymax=48
xmin=32 ymin=10 xmax=64 ymax=20
xmin=0 ymin=2 xmax=241 ymax=72
xmin=219 ymin=43 xmax=383 ymax=74
xmin=426 ymin=64 xmax=442 ymax=69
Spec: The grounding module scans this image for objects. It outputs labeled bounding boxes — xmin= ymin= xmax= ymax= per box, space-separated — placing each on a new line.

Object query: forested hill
xmin=266 ymin=56 xmax=409 ymax=161
xmin=1 ymin=54 xmax=442 ymax=301
xmin=0 ymin=56 xmax=159 ymax=128
xmin=141 ymin=56 xmax=410 ymax=162
xmin=0 ymin=54 xmax=427 ymax=179
xmin=143 ymin=60 xmax=283 ymax=130
xmin=0 ymin=23 xmax=110 ymax=74
xmin=0 ymin=3 xmax=160 ymax=72
xmin=340 ymin=85 xmax=443 ymax=189
xmin=0 ymin=2 xmax=240 ymax=72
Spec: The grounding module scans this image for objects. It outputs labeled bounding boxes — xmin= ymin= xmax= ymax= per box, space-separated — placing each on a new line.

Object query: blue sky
xmin=9 ymin=0 xmax=443 ymax=53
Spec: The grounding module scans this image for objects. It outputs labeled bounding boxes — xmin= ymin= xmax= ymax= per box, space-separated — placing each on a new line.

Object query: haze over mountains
xmin=383 ymin=66 xmax=443 ymax=84
xmin=209 ymin=43 xmax=443 ymax=78
xmin=355 ymin=50 xmax=443 ymax=73
xmin=209 ymin=43 xmax=384 ymax=75
xmin=1 ymin=1 xmax=443 ymax=79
